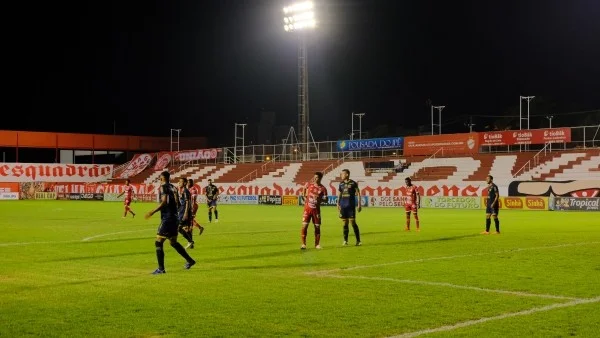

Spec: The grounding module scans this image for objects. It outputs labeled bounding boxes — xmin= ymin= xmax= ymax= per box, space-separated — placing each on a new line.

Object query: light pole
xmin=283 ymin=1 xmax=316 ymax=159
xmin=234 ymin=123 xmax=247 ymax=164
xmin=546 ymin=115 xmax=554 ymax=151
xmin=351 ymin=112 xmax=365 ymax=140
xmin=466 ymin=116 xmax=476 ymax=133
xmin=170 ymin=129 xmax=181 ymax=152
xmin=433 ymin=106 xmax=445 ymax=135
xmin=519 ymin=96 xmax=535 ymax=130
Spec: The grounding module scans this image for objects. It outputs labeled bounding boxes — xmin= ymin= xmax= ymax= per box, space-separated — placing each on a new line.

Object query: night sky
xmin=6 ymin=0 xmax=600 ymax=147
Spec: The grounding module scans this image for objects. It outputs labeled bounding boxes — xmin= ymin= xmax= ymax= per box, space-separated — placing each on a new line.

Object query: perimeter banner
xmin=479 ymin=128 xmax=571 ymax=146
xmin=403 ymin=133 xmax=479 ymax=156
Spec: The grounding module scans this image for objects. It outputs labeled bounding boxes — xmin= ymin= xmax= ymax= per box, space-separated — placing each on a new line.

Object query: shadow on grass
xmin=42 ymin=251 xmax=148 ymax=262
xmin=365 ymin=234 xmax=480 ymax=247
xmin=211 ymin=262 xmax=328 ymax=271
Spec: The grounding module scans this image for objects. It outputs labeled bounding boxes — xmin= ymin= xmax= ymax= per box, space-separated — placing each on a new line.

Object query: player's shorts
xmin=178 ymin=213 xmax=192 ymax=226
xmin=486 ymin=205 xmax=499 ymax=215
xmin=157 ymin=218 xmax=178 ymax=238
xmin=192 ymin=203 xmax=198 ymax=216
xmin=207 ymin=199 xmax=217 ymax=208
xmin=124 ymin=199 xmax=131 ymax=206
xmin=405 ymin=203 xmax=418 ymax=213
xmin=302 ymin=208 xmax=321 ymax=224
xmin=339 ymin=206 xmax=356 ymax=220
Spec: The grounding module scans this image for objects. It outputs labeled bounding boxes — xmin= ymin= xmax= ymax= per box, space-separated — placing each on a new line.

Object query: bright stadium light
xmin=283 ymin=1 xmax=317 ymax=159
xmin=283 ymin=1 xmax=316 ymax=32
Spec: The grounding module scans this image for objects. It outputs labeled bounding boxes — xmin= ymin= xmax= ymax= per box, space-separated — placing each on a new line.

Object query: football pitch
xmin=1 ymin=201 xmax=599 ymax=337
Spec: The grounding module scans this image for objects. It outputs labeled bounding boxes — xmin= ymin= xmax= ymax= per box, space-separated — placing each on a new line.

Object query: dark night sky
xmin=6 ymin=0 xmax=600 ymax=147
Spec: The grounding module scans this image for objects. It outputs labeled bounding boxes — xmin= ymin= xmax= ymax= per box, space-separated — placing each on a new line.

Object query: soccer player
xmin=177 ymin=177 xmax=195 ymax=249
xmin=205 ymin=178 xmax=220 ymax=223
xmin=482 ymin=175 xmax=500 ymax=234
xmin=301 ymin=172 xmax=328 ymax=250
xmin=144 ymin=171 xmax=196 ymax=274
xmin=337 ymin=169 xmax=362 ymax=246
xmin=187 ymin=179 xmax=205 ymax=236
xmin=404 ymin=177 xmax=421 ymax=231
xmin=117 ymin=179 xmax=136 ymax=218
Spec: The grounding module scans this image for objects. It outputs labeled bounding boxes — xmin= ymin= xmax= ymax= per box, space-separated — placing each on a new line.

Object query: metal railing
xmin=512 ymin=143 xmax=550 ymax=178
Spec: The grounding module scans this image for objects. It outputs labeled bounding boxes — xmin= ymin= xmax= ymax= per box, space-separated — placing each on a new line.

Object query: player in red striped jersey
xmin=187 ymin=179 xmax=205 ymax=236
xmin=301 ymin=172 xmax=328 ymax=250
xmin=117 ymin=179 xmax=136 ymax=218
xmin=404 ymin=177 xmax=420 ymax=231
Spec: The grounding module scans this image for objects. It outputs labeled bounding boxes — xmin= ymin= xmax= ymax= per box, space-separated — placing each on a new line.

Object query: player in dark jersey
xmin=205 ymin=179 xmax=220 ymax=223
xmin=482 ymin=175 xmax=500 ymax=234
xmin=337 ymin=169 xmax=362 ymax=246
xmin=187 ymin=179 xmax=205 ymax=236
xmin=145 ymin=171 xmax=195 ymax=274
xmin=177 ymin=177 xmax=195 ymax=249
xmin=117 ymin=179 xmax=136 ymax=218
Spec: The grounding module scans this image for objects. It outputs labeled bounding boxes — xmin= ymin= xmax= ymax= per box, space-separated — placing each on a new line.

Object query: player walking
xmin=117 ymin=179 xmax=136 ymax=218
xmin=187 ymin=179 xmax=205 ymax=236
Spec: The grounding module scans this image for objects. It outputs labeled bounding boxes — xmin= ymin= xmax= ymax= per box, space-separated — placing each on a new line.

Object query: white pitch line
xmin=322 ymin=274 xmax=580 ymax=300
xmin=81 ymin=229 xmax=150 ymax=241
xmin=0 ymin=240 xmax=77 ymax=247
xmin=388 ymin=296 xmax=600 ymax=338
xmin=306 ymin=241 xmax=600 ymax=275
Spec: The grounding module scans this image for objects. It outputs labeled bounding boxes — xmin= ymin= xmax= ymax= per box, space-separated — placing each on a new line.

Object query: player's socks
xmin=494 ymin=218 xmax=500 ymax=232
xmin=315 ymin=225 xmax=321 ymax=246
xmin=208 ymin=211 xmax=212 ymax=222
xmin=301 ymin=225 xmax=308 ymax=245
xmin=171 ymin=241 xmax=194 ymax=262
xmin=214 ymin=210 xmax=219 ymax=220
xmin=178 ymin=228 xmax=192 ymax=243
xmin=352 ymin=223 xmax=361 ymax=243
xmin=485 ymin=218 xmax=491 ymax=232
xmin=414 ymin=215 xmax=420 ymax=230
xmin=155 ymin=241 xmax=165 ymax=270
xmin=343 ymin=224 xmax=349 ymax=242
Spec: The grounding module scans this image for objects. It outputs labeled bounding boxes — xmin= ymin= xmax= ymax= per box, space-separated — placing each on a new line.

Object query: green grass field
xmin=1 ymin=201 xmax=599 ymax=337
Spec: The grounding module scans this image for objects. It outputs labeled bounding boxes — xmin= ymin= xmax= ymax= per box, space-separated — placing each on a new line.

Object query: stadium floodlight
xmin=283 ymin=1 xmax=316 ymax=32
xmin=283 ymin=1 xmax=317 ymax=159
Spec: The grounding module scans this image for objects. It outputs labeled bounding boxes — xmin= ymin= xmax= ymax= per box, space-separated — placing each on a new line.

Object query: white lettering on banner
xmin=347 ymin=138 xmax=403 ymax=150
xmin=0 ymin=192 xmax=19 ymax=200
xmin=422 ymin=196 xmax=481 ymax=209
xmin=174 ymin=149 xmax=220 ymax=162
xmin=369 ymin=196 xmax=407 ymax=207
xmin=0 ymin=163 xmax=113 ymax=183
xmin=154 ymin=153 xmax=172 ymax=171
xmin=118 ymin=154 xmax=153 ymax=179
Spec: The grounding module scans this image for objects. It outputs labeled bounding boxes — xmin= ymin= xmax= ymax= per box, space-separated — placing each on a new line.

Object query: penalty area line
xmin=306 ymin=241 xmax=600 ymax=275
xmin=321 ymin=274 xmax=580 ymax=300
xmin=387 ymin=296 xmax=600 ymax=338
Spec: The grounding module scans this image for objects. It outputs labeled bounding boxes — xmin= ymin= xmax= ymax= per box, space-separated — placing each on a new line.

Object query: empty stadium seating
xmin=116 ymin=149 xmax=600 ymax=191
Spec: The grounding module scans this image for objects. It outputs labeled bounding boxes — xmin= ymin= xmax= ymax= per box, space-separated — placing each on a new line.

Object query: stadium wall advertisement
xmin=403 ymin=133 xmax=479 ymax=156
xmin=479 ymin=128 xmax=571 ymax=146
xmin=0 ymin=163 xmax=113 ymax=182
xmin=0 ymin=182 xmax=19 ymax=192
xmin=104 ymin=193 xmax=157 ymax=202
xmin=218 ymin=195 xmax=258 ymax=205
xmin=282 ymin=195 xmax=299 ymax=206
xmin=481 ymin=196 xmax=549 ymax=210
xmin=336 ymin=137 xmax=404 ymax=152
xmin=550 ymin=196 xmax=599 ymax=211
xmin=35 ymin=192 xmax=57 ymax=200
xmin=422 ymin=196 xmax=481 ymax=209
xmin=0 ymin=192 xmax=19 ymax=200
xmin=258 ymin=195 xmax=282 ymax=205
xmin=299 ymin=196 xmax=369 ymax=207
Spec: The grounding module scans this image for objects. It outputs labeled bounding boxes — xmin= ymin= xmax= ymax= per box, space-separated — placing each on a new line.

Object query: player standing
xmin=205 ymin=179 xmax=220 ymax=223
xmin=301 ymin=172 xmax=328 ymax=250
xmin=177 ymin=178 xmax=195 ymax=249
xmin=117 ymin=179 xmax=136 ymax=218
xmin=404 ymin=177 xmax=421 ymax=231
xmin=187 ymin=179 xmax=205 ymax=236
xmin=337 ymin=169 xmax=362 ymax=246
xmin=482 ymin=175 xmax=500 ymax=234
xmin=144 ymin=171 xmax=195 ymax=274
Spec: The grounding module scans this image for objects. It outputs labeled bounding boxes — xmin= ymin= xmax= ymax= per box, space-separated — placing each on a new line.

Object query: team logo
xmin=337 ymin=140 xmax=347 ymax=151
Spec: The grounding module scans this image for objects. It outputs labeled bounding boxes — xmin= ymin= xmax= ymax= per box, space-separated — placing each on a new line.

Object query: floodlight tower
xmin=283 ymin=1 xmax=316 ymax=158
